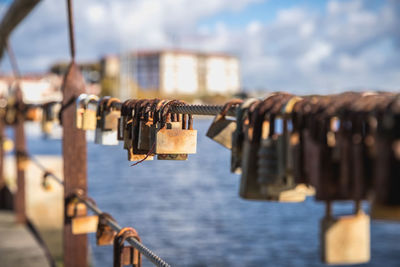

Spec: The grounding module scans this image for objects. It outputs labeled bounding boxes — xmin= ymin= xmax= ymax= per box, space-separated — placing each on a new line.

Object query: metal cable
xmin=171 ymin=104 xmax=237 ymax=117
xmin=27 ymin=153 xmax=64 ymax=185
xmin=26 ymin=153 xmax=171 ymax=267
xmin=79 ymin=197 xmax=170 ymax=267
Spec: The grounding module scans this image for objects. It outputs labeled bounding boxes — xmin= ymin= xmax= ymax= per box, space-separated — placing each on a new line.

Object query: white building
xmin=102 ymin=50 xmax=240 ymax=98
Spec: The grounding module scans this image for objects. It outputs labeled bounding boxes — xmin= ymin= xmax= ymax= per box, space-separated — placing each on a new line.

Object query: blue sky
xmin=0 ymin=0 xmax=399 ymax=93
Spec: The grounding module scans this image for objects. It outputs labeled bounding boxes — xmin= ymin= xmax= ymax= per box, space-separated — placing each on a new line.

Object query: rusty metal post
xmin=62 ymin=0 xmax=88 ymax=266
xmin=13 ymin=86 xmax=26 ymax=223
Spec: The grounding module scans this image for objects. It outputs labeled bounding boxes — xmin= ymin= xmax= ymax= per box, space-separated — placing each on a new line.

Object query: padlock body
xmin=240 ymin=139 xmax=264 ymax=199
xmin=96 ymin=226 xmax=116 ymax=246
xmin=321 ymin=212 xmax=370 ymax=264
xmin=206 ymin=117 xmax=236 ymax=149
xmin=95 ymin=128 xmax=119 ymax=145
xmin=104 ymin=110 xmax=120 ymax=130
xmin=66 ymin=202 xmax=86 ymax=217
xmin=138 ymin=121 xmax=152 ymax=150
xmin=72 ymin=215 xmax=99 ymax=235
xmin=82 ymin=109 xmax=97 ymax=130
xmin=153 ymin=128 xmax=197 ymax=154
xmin=370 ymin=203 xmax=400 ymax=221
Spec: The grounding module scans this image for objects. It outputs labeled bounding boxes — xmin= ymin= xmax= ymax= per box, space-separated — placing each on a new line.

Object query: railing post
xmin=62 ymin=63 xmax=88 ymax=267
xmin=14 ymin=86 xmax=26 ymax=223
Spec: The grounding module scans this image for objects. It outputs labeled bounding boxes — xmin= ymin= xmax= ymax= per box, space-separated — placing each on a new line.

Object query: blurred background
xmin=0 ymin=0 xmax=400 ymax=266
xmin=0 ymin=0 xmax=399 ymax=103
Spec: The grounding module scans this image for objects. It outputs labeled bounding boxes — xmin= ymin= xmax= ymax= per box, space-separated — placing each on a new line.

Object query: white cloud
xmin=2 ymin=0 xmax=400 ymax=93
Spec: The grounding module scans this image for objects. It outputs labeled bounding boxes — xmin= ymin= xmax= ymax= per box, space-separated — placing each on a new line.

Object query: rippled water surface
xmin=26 ymin=120 xmax=400 ymax=267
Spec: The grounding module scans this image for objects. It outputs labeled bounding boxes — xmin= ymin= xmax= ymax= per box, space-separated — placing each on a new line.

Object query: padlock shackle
xmin=76 ymin=93 xmax=88 ymax=108
xmin=82 ymin=94 xmax=99 ymax=108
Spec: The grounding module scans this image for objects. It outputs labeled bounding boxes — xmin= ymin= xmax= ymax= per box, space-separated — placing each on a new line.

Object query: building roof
xmin=130 ymin=49 xmax=237 ymax=59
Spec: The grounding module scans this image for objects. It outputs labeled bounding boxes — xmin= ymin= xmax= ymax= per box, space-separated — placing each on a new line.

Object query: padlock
xmin=240 ymin=94 xmax=291 ymax=200
xmin=25 ymin=106 xmax=42 ymax=121
xmin=320 ymin=201 xmax=370 ymax=265
xmin=72 ymin=215 xmax=99 ymax=235
xmin=231 ymin=98 xmax=260 ymax=174
xmin=206 ymin=99 xmax=243 ymax=149
xmin=113 ymin=227 xmax=142 ymax=267
xmin=257 ymin=96 xmax=307 ymax=202
xmin=82 ymin=95 xmax=99 ymax=130
xmin=127 ymin=100 xmax=154 ymax=161
xmin=75 ymin=94 xmax=88 ymax=129
xmin=66 ymin=195 xmax=99 ymax=235
xmin=41 ymin=172 xmax=53 ymax=191
xmin=137 ymin=100 xmax=159 ymax=151
xmin=150 ymin=100 xmax=197 ymax=155
xmin=104 ymin=98 xmax=121 ymax=130
xmin=153 ymin=114 xmax=197 ymax=154
xmin=155 ymin=111 xmax=190 ymax=160
xmin=96 ymin=213 xmax=117 ymax=246
xmin=371 ymin=96 xmax=400 ymax=220
xmin=95 ymin=97 xmax=119 ymax=145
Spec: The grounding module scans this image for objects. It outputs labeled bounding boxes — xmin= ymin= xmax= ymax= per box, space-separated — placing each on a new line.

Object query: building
xmin=101 ymin=50 xmax=240 ymax=99
xmin=0 ymin=74 xmax=63 ymax=103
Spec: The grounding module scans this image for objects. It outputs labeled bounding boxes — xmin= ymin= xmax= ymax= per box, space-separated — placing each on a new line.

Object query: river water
xmin=25 ymin=119 xmax=400 ymax=267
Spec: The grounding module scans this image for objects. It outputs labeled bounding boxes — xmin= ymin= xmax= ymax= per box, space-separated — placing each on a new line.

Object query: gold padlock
xmin=82 ymin=95 xmax=99 ymax=130
xmin=72 ymin=215 xmax=99 ymax=235
xmin=104 ymin=98 xmax=121 ymax=130
xmin=321 ymin=201 xmax=370 ymax=265
xmin=206 ymin=99 xmax=242 ymax=149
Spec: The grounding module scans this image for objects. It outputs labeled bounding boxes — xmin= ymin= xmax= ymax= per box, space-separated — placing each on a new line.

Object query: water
xmin=24 ymin=120 xmax=400 ymax=267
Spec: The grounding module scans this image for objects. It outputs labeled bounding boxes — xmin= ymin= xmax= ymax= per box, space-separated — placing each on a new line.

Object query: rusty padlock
xmin=137 ymin=99 xmax=159 ymax=151
xmin=66 ymin=194 xmax=99 ymax=235
xmin=113 ymin=227 xmax=142 ymax=267
xmin=231 ymin=98 xmax=260 ymax=174
xmin=240 ymin=94 xmax=291 ymax=200
xmin=128 ymin=100 xmax=154 ymax=161
xmin=371 ymin=95 xmax=400 ymax=220
xmin=259 ymin=96 xmax=307 ymax=202
xmin=320 ymin=201 xmax=370 ymax=265
xmin=206 ymin=99 xmax=243 ymax=149
xmin=157 ymin=113 xmax=189 ymax=160
xmin=96 ymin=213 xmax=117 ymax=246
xmin=151 ymin=100 xmax=197 ymax=155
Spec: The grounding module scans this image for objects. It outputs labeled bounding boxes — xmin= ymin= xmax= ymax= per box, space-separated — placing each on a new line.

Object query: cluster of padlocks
xmin=4 ymin=91 xmax=400 ymax=265
xmin=206 ymin=92 xmax=400 ymax=265
xmin=75 ymin=95 xmax=197 ymax=161
xmin=66 ymin=190 xmax=142 ymax=266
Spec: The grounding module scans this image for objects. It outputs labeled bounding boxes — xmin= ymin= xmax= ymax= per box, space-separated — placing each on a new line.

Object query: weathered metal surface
xmin=62 ymin=63 xmax=88 ymax=267
xmin=14 ymin=86 xmax=26 ymax=224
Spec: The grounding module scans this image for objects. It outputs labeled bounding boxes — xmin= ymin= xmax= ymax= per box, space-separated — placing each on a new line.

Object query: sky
xmin=0 ymin=0 xmax=399 ymax=94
